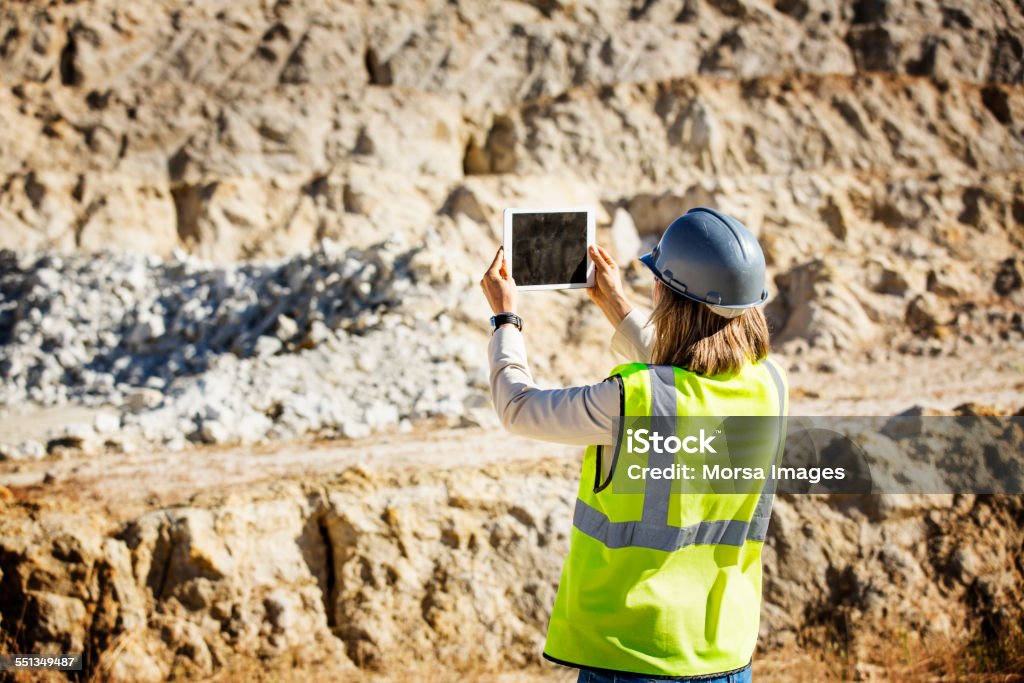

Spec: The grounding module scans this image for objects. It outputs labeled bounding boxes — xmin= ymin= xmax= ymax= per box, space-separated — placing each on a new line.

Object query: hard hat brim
xmin=640 ymin=251 xmax=768 ymax=309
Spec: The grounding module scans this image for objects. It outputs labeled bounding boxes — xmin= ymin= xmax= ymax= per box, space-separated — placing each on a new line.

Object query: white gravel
xmin=0 ymin=236 xmax=493 ymax=451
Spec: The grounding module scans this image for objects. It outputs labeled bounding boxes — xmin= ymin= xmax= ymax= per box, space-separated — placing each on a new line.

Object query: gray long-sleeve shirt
xmin=488 ymin=308 xmax=654 ymax=446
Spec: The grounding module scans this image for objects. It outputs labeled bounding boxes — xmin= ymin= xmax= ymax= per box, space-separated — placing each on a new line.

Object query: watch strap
xmin=490 ymin=312 xmax=523 ymax=333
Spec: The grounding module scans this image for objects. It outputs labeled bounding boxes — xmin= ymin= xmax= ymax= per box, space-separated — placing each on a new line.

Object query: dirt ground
xmin=3 ymin=344 xmax=1023 ymax=514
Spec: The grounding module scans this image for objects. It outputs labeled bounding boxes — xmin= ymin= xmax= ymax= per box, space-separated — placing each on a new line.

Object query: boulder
xmin=770 ymin=260 xmax=879 ymax=351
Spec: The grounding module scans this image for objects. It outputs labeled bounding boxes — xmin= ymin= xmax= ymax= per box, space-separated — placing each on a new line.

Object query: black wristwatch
xmin=490 ymin=312 xmax=523 ymax=334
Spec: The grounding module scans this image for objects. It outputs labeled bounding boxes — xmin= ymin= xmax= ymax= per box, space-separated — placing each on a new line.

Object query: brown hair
xmin=649 ymin=282 xmax=770 ymax=376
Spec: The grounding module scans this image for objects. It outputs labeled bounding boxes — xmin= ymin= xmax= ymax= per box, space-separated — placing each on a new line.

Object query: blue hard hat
xmin=639 ymin=207 xmax=768 ymax=310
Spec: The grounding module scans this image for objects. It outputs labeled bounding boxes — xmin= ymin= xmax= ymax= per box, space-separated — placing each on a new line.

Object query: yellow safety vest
xmin=544 ymin=359 xmax=788 ymax=678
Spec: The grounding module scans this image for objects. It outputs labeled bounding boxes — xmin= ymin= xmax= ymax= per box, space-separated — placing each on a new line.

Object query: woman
xmin=481 ymin=207 xmax=788 ymax=683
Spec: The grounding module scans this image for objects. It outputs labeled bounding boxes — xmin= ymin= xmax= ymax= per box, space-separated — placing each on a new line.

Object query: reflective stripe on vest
xmin=573 ymin=498 xmax=753 ymax=551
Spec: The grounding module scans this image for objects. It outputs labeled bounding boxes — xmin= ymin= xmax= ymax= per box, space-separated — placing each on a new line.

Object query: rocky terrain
xmin=2 ymin=426 xmax=1023 ymax=682
xmin=0 ymin=239 xmax=490 ymax=452
xmin=1 ymin=0 xmax=1023 ymax=680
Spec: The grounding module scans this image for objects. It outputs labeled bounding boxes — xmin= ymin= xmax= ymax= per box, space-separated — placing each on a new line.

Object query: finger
xmin=596 ymin=245 xmax=616 ymax=267
xmin=499 ymin=257 xmax=509 ymax=279
xmin=589 ymin=245 xmax=607 ymax=270
xmin=487 ymin=247 xmax=504 ymax=274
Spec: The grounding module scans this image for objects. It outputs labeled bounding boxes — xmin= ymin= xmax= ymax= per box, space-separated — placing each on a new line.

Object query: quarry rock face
xmin=1 ymin=0 xmax=1023 ymax=679
xmin=0 ymin=0 xmax=1021 ymax=264
xmin=1 ymin=454 xmax=1022 ymax=680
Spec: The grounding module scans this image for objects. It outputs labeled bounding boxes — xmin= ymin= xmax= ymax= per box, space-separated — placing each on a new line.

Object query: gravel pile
xmin=0 ymin=237 xmax=491 ymax=452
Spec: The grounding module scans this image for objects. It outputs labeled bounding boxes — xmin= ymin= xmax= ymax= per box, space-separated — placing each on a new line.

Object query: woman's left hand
xmin=480 ymin=246 xmax=517 ymax=314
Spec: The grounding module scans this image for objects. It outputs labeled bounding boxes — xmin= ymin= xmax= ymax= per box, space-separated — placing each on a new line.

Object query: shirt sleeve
xmin=488 ymin=326 xmax=620 ymax=446
xmin=610 ymin=307 xmax=654 ymax=363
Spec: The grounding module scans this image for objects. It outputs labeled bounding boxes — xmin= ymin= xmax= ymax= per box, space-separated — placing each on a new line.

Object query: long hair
xmin=649 ymin=282 xmax=770 ymax=376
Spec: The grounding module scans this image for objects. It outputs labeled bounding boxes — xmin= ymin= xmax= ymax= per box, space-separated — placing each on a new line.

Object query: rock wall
xmin=1 ymin=452 xmax=1022 ymax=681
xmin=1 ymin=0 xmax=1022 ymax=265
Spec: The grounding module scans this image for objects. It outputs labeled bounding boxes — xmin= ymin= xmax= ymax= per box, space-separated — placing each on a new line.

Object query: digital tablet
xmin=503 ymin=207 xmax=595 ymax=290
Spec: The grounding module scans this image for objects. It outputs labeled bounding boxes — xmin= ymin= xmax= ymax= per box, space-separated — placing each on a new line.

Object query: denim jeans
xmin=576 ymin=663 xmax=752 ymax=683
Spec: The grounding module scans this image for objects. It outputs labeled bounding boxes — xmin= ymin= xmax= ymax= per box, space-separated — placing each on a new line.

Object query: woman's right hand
xmin=588 ymin=244 xmax=632 ymax=327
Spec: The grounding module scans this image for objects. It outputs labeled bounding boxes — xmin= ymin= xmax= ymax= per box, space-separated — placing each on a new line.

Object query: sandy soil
xmin=787 ymin=344 xmax=1024 ymax=415
xmin=3 ymin=344 xmax=1021 ymax=519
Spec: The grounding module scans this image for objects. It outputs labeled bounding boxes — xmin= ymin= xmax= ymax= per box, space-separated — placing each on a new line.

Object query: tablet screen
xmin=510 ymin=211 xmax=589 ymax=287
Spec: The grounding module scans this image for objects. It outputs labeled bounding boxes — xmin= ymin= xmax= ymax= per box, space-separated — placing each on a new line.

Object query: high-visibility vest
xmin=544 ymin=359 xmax=788 ymax=678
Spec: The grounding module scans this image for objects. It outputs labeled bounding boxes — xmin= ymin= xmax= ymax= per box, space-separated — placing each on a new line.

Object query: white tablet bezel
xmin=503 ymin=207 xmax=595 ymax=291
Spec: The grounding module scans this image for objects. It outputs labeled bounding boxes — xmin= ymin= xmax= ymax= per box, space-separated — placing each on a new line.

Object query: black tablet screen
xmin=511 ymin=212 xmax=588 ymax=286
